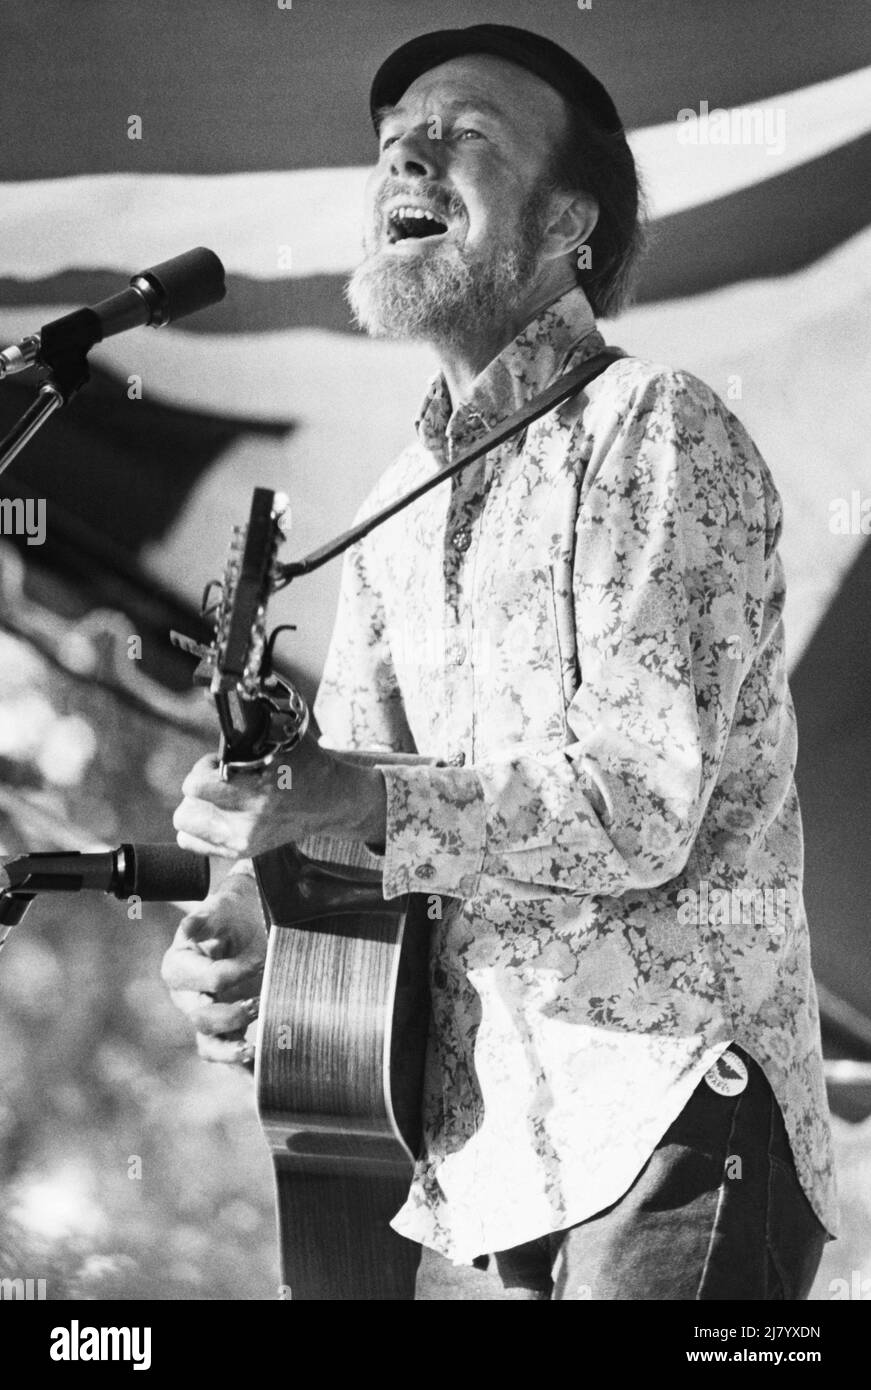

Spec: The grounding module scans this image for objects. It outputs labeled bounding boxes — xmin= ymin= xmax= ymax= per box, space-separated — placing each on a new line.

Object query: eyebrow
xmin=374 ymin=97 xmax=507 ymax=132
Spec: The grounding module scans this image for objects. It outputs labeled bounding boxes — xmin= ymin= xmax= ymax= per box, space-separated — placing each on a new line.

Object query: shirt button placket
xmin=443 ymin=470 xmax=480 ymax=765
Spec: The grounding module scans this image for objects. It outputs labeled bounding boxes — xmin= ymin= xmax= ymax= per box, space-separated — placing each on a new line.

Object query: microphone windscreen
xmin=126 ymin=844 xmax=210 ymax=901
xmin=141 ymin=247 xmax=226 ymax=324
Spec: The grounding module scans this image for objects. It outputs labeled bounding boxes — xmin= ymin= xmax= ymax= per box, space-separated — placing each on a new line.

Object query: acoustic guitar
xmin=172 ymin=488 xmax=429 ymax=1300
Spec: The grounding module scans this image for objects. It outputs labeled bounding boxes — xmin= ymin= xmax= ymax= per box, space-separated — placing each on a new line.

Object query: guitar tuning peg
xmin=264 ymin=623 xmax=297 ymax=669
xmin=170 ymin=630 xmax=214 ymax=661
xmin=273 ymin=495 xmax=292 ymax=537
xmin=201 ymin=578 xmax=224 ymax=615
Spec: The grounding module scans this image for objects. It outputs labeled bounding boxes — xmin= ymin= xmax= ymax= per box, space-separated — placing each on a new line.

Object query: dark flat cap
xmin=370 ymin=23 xmax=624 ymax=135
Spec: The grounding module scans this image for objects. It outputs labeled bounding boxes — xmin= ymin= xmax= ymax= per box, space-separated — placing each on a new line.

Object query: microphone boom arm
xmin=0 ymin=381 xmax=65 ymax=481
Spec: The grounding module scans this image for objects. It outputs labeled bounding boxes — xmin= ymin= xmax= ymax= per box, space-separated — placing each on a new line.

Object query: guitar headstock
xmin=172 ymin=487 xmax=308 ymax=775
xmin=210 ymin=487 xmax=289 ymax=697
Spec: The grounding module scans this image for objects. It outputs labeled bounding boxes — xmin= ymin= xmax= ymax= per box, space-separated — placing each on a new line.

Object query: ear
xmin=540 ymin=190 xmax=599 ymax=264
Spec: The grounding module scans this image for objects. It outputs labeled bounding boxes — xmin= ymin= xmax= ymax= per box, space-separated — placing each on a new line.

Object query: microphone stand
xmin=0 ymin=308 xmax=110 ymax=479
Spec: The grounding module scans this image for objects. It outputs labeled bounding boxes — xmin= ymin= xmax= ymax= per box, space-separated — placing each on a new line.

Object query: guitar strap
xmin=280 ymin=346 xmax=626 ymax=579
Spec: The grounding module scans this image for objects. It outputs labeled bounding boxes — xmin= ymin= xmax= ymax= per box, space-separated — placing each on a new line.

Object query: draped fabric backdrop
xmin=0 ymin=0 xmax=869 ymax=1300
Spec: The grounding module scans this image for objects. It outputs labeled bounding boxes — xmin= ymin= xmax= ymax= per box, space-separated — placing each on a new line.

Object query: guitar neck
xmin=214 ymin=687 xmax=271 ymax=764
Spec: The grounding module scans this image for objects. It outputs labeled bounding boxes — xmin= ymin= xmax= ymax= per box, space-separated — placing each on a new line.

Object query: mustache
xmin=373 ymin=179 xmax=466 ymax=225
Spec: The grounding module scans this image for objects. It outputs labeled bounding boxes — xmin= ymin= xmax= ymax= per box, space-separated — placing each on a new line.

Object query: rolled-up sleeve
xmin=379 ymin=371 xmax=777 ymax=902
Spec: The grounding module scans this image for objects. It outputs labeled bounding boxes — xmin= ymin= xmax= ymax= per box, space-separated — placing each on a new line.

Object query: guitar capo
xmin=218 ymin=625 xmax=309 ymax=781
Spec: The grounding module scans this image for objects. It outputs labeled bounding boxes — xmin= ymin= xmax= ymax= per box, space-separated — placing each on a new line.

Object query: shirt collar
xmin=414 ymin=285 xmax=603 ymax=460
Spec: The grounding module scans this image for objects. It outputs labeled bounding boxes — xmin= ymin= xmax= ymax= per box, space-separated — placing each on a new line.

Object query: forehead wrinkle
xmin=376 ymin=62 xmax=569 ymax=154
xmin=375 ymin=95 xmax=509 ymax=133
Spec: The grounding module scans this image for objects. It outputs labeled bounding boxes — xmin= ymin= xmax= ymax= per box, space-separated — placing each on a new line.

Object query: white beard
xmin=346 ymin=201 xmax=546 ymax=346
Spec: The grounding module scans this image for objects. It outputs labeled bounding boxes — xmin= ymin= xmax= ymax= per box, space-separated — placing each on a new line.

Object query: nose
xmin=388 ymin=126 xmax=442 ymax=181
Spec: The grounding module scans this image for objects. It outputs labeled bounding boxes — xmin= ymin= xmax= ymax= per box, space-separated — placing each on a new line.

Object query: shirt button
xmin=415 ymin=863 xmax=436 ymax=880
xmin=445 ymin=751 xmax=466 ymax=766
xmin=451 ymin=527 xmax=472 ymax=552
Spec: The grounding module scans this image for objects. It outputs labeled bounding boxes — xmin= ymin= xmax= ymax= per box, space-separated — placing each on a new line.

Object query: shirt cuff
xmin=377 ymin=764 xmax=486 ymax=900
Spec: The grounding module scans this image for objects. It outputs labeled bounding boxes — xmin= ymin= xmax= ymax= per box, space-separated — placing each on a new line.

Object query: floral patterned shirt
xmin=313 ymin=286 xmax=837 ymax=1263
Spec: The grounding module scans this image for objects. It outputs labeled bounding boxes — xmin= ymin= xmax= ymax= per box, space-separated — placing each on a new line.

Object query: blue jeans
xmin=415 ymin=1048 xmax=829 ymax=1300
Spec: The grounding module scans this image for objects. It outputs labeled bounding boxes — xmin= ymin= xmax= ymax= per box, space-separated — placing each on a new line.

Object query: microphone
xmin=0 ymin=843 xmax=210 ymax=902
xmin=0 ymin=247 xmax=227 ymax=380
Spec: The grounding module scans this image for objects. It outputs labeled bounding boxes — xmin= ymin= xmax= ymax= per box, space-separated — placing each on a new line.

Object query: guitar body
xmin=253 ymin=839 xmax=430 ymax=1300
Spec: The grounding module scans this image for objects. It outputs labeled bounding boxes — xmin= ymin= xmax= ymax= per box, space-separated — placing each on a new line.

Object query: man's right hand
xmin=161 ymin=870 xmax=266 ymax=1066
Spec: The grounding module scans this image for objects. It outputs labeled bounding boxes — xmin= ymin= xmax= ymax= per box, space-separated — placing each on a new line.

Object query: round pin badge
xmin=704 ymin=1049 xmax=749 ymax=1097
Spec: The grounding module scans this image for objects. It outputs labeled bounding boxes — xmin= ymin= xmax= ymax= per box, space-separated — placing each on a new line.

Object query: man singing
xmin=162 ymin=24 xmax=836 ymax=1299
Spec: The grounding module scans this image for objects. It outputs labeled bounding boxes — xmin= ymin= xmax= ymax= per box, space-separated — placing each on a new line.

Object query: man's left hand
xmin=173 ymin=735 xmax=387 ymax=859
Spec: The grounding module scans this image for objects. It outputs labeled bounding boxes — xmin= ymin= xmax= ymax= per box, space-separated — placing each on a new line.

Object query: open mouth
xmin=386 ymin=204 xmax=450 ymax=244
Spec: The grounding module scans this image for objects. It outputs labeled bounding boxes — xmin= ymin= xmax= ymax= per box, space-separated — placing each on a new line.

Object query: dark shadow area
xmin=793 ymin=539 xmax=871 ymax=1057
